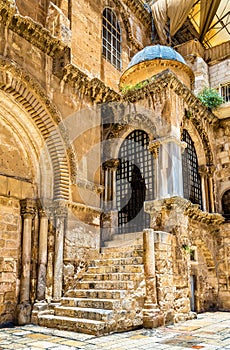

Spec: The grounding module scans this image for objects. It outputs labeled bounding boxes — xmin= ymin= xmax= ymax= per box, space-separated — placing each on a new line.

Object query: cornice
xmin=122 ymin=69 xmax=218 ymax=126
xmin=123 ymin=0 xmax=151 ymax=28
xmin=0 ymin=1 xmax=67 ymax=57
xmin=185 ymin=204 xmax=224 ymax=226
xmin=61 ymin=64 xmax=120 ymax=103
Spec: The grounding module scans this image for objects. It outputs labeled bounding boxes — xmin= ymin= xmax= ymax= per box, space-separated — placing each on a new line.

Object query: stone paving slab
xmin=0 ymin=312 xmax=229 ymax=349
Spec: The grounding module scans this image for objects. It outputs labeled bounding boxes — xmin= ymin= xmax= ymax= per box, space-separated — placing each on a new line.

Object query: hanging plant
xmin=197 ymin=87 xmax=223 ymax=109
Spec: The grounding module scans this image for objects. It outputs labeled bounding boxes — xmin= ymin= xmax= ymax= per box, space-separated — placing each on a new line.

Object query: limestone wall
xmin=213 ymin=120 xmax=230 ymax=213
xmin=217 ymin=223 xmax=230 ymax=310
xmin=0 ymin=196 xmax=21 ymax=324
xmin=209 ymin=59 xmax=230 ymax=89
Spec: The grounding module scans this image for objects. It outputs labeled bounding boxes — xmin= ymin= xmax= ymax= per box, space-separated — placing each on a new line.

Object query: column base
xmin=16 ymin=302 xmax=31 ymax=325
xmin=143 ymin=303 xmax=165 ymax=328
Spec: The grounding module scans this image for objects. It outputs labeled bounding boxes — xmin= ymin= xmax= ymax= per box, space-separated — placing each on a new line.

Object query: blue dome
xmin=128 ymin=45 xmax=186 ymax=68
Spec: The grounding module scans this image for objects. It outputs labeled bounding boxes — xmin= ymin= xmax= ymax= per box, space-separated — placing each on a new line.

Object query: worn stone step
xmin=61 ymin=297 xmax=121 ymax=310
xmin=100 ymin=249 xmax=143 ymax=259
xmin=111 ymin=232 xmax=143 ymax=242
xmin=82 ymin=272 xmax=142 ymax=281
xmin=74 ymin=280 xmax=134 ymax=290
xmin=87 ymin=264 xmax=144 ymax=274
xmin=55 ymin=306 xmax=114 ymax=322
xmin=65 ymin=289 xmax=127 ymax=299
xmin=38 ymin=314 xmax=110 ymax=336
xmin=90 ymin=257 xmax=143 ymax=267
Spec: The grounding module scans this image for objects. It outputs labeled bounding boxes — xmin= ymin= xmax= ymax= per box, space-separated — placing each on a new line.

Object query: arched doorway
xmin=116 ymin=130 xmax=154 ymax=233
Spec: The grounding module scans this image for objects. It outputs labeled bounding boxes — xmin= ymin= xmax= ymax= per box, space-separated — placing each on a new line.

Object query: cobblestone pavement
xmin=0 ymin=312 xmax=229 ymax=350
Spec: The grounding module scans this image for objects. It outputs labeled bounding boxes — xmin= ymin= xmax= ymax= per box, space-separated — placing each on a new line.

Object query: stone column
xmin=36 ymin=208 xmax=49 ymax=301
xmin=53 ymin=204 xmax=68 ymax=301
xmin=149 ymin=141 xmax=160 ymax=199
xmin=198 ymin=165 xmax=208 ymax=212
xmin=207 ymin=165 xmax=215 ymax=213
xmin=143 ymin=229 xmax=164 ymax=328
xmin=103 ymin=159 xmax=119 ymax=210
xmin=149 ymin=137 xmax=186 ymax=199
xmin=17 ymin=199 xmax=36 ymax=325
xmin=101 ymin=159 xmax=119 ymax=244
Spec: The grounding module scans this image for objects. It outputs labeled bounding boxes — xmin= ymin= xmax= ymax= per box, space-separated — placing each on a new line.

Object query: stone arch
xmin=0 ymin=58 xmax=76 ymax=200
xmin=106 ymin=112 xmax=156 ymax=159
xmin=183 ymin=112 xmax=214 ymax=166
xmin=182 ymin=118 xmax=206 ymax=166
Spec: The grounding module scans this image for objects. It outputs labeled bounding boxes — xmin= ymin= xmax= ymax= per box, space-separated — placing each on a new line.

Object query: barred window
xmin=220 ymin=82 xmax=230 ymax=103
xmin=116 ymin=130 xmax=154 ymax=233
xmin=102 ymin=8 xmax=122 ymax=70
xmin=182 ymin=130 xmax=202 ymax=208
xmin=222 ymin=189 xmax=230 ymax=220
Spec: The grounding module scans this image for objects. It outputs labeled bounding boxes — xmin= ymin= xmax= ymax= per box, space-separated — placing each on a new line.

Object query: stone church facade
xmin=0 ymin=0 xmax=229 ymax=335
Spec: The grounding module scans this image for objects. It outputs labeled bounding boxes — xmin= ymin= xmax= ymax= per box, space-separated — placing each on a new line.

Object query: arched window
xmin=182 ymin=130 xmax=202 ymax=208
xmin=116 ymin=130 xmax=154 ymax=233
xmin=102 ymin=8 xmax=122 ymax=70
xmin=222 ymin=190 xmax=230 ymax=220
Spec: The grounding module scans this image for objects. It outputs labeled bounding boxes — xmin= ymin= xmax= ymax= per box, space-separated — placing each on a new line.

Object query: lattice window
xmin=222 ymin=189 xmax=230 ymax=220
xmin=182 ymin=130 xmax=202 ymax=208
xmin=116 ymin=130 xmax=154 ymax=233
xmin=220 ymin=82 xmax=230 ymax=103
xmin=102 ymin=8 xmax=122 ymax=70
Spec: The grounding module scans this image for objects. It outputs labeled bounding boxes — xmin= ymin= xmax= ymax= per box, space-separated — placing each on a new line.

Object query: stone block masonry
xmin=0 ymin=196 xmax=21 ymax=324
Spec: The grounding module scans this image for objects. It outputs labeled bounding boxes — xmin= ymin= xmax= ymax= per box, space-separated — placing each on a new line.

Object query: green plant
xmin=197 ymin=87 xmax=223 ymax=109
xmin=121 ymin=79 xmax=149 ymax=94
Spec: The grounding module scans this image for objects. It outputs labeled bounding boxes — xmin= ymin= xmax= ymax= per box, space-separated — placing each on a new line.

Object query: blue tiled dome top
xmin=128 ymin=45 xmax=186 ymax=68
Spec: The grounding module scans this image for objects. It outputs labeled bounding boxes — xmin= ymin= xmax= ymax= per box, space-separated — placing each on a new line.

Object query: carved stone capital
xmin=207 ymin=165 xmax=216 ymax=177
xmin=53 ymin=202 xmax=68 ymax=218
xmin=198 ymin=165 xmax=208 ymax=176
xmin=149 ymin=141 xmax=160 ymax=159
xmin=20 ymin=199 xmax=36 ymax=217
xmin=102 ymin=159 xmax=120 ymax=170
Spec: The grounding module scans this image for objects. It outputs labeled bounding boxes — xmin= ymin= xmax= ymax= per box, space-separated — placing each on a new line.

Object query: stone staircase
xmin=38 ymin=244 xmax=145 ymax=335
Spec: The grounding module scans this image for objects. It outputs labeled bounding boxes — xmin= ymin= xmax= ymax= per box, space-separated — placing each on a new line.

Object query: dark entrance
xmin=116 ymin=130 xmax=154 ymax=233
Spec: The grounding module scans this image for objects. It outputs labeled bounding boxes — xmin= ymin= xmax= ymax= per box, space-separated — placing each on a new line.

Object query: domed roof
xmin=128 ymin=45 xmax=186 ymax=68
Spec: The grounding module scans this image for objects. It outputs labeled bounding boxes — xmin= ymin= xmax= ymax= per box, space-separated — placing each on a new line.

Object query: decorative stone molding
xmin=145 ymin=196 xmax=224 ymax=226
xmin=76 ymin=178 xmax=104 ymax=195
xmin=121 ymin=70 xmax=215 ymax=166
xmin=68 ymin=202 xmax=102 ymax=219
xmin=61 ymin=65 xmax=120 ymax=103
xmin=0 ymin=0 xmax=68 ymax=57
xmin=0 ymin=58 xmax=75 ymax=198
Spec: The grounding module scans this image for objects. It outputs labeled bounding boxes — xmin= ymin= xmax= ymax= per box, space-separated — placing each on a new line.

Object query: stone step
xmin=100 ymin=249 xmax=143 ymax=259
xmin=87 ymin=264 xmax=144 ymax=274
xmin=82 ymin=272 xmax=142 ymax=281
xmin=55 ymin=306 xmax=114 ymax=322
xmin=38 ymin=314 xmax=110 ymax=336
xmin=90 ymin=257 xmax=143 ymax=267
xmin=61 ymin=297 xmax=121 ymax=310
xmin=112 ymin=232 xmax=143 ymax=241
xmin=65 ymin=289 xmax=127 ymax=299
xmin=74 ymin=280 xmax=134 ymax=290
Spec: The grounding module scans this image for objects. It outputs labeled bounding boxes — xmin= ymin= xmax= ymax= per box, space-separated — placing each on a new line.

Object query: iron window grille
xmin=102 ymin=8 xmax=122 ymax=70
xmin=222 ymin=189 xmax=230 ymax=221
xmin=116 ymin=130 xmax=154 ymax=233
xmin=220 ymin=82 xmax=230 ymax=103
xmin=182 ymin=129 xmax=202 ymax=208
